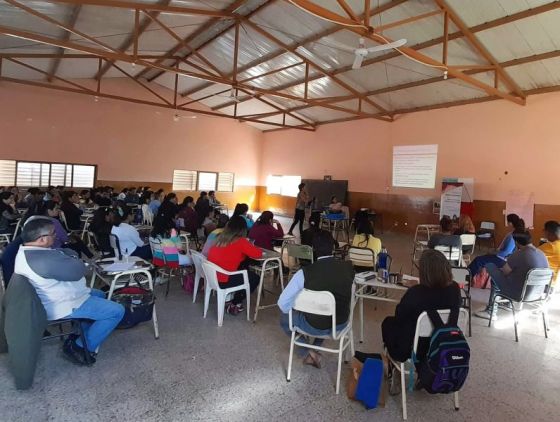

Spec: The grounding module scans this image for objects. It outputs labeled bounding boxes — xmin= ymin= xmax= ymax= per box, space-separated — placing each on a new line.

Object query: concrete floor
xmin=1 ymin=223 xmax=559 ymax=422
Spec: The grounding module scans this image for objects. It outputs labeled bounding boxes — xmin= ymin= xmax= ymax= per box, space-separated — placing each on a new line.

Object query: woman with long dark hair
xmin=382 ymin=249 xmax=461 ymax=362
xmin=248 ymin=210 xmax=284 ymax=250
xmin=232 ymin=203 xmax=254 ymax=229
xmin=207 ymin=216 xmax=262 ymax=315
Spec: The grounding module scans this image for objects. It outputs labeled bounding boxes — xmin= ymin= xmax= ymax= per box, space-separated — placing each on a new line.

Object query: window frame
xmin=10 ymin=159 xmax=97 ymax=188
xmin=172 ymin=169 xmax=235 ymax=192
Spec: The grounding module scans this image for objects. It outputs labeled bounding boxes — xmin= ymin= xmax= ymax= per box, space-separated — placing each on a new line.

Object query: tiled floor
xmin=1 ymin=222 xmax=559 ymax=421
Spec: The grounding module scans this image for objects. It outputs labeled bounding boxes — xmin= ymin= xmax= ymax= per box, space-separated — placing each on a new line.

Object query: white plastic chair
xmin=141 ymin=204 xmax=153 ymax=226
xmin=452 ymin=267 xmax=472 ymax=337
xmin=286 ymin=284 xmax=356 ymax=394
xmin=348 ymin=246 xmax=376 ymax=269
xmin=459 ymin=234 xmax=476 ymax=265
xmin=201 ymin=261 xmax=250 ymax=326
xmin=477 ymin=221 xmax=496 ymax=250
xmin=12 ymin=218 xmax=23 ymax=241
xmin=434 ymin=245 xmax=462 ymax=266
xmin=190 ymin=250 xmax=205 ymax=303
xmin=386 ymin=308 xmax=468 ymax=420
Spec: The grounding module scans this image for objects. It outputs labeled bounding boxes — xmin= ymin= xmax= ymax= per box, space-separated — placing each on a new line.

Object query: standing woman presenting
xmin=288 ymin=183 xmax=309 ymax=236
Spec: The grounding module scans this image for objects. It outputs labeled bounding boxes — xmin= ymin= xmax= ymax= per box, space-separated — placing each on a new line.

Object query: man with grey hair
xmin=15 ymin=218 xmax=124 ymax=365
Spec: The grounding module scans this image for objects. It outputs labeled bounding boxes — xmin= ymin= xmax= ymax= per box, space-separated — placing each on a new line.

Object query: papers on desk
xmin=100 ymin=262 xmax=136 ymax=272
xmin=355 ymin=271 xmax=377 ymax=281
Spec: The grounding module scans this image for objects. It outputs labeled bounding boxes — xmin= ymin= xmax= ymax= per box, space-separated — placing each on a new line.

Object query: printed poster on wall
xmin=392 ymin=144 xmax=438 ymax=189
xmin=440 ymin=181 xmax=463 ymax=220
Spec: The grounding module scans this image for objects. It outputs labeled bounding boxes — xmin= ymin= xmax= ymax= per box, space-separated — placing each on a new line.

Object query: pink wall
xmin=262 ymin=91 xmax=560 ymax=205
xmin=0 ymin=80 xmax=263 ymax=186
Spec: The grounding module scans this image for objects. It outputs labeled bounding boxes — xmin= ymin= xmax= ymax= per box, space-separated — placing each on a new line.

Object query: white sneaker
xmin=474 ymin=308 xmax=497 ymax=321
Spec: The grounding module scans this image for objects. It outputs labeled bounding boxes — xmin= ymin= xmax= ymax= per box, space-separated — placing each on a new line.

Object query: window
xmin=172 ymin=170 xmax=197 ymax=191
xmin=266 ymin=175 xmax=301 ymax=197
xmin=217 ymin=172 xmax=234 ymax=192
xmin=0 ymin=160 xmax=96 ymax=188
xmin=0 ymin=160 xmax=16 ymax=185
xmin=173 ymin=170 xmax=235 ymax=192
xmin=198 ymin=172 xmax=217 ymax=191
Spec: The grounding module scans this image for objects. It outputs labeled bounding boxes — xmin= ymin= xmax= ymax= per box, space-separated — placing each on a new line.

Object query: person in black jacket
xmin=382 ymin=249 xmax=461 ymax=362
xmin=60 ymin=191 xmax=83 ymax=231
xmin=195 ymin=191 xmax=210 ymax=228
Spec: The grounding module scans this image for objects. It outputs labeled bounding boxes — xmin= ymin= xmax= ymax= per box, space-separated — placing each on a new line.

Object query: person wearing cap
xmin=14 ymin=217 xmax=124 ymax=366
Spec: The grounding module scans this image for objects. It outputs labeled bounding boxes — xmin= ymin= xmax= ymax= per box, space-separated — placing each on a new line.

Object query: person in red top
xmin=208 ymin=216 xmax=262 ymax=315
xmin=248 ymin=211 xmax=284 ymax=250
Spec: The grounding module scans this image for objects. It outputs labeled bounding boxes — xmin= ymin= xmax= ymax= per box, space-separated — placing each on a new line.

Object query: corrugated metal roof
xmin=1 ymin=0 xmax=559 ymax=130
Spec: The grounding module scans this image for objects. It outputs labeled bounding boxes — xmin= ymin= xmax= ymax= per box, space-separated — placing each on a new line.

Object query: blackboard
xmin=302 ymin=179 xmax=348 ymax=210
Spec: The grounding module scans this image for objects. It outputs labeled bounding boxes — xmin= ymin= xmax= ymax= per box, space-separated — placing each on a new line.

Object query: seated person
xmin=539 ymin=220 xmax=560 ymax=291
xmin=157 ymin=193 xmax=179 ymax=224
xmin=177 ymin=196 xmax=198 ymax=235
xmin=475 ymin=230 xmax=549 ymax=320
xmin=195 ymin=192 xmax=210 ymax=228
xmin=232 ymin=203 xmax=254 ymax=229
xmin=208 ymin=190 xmax=221 ymax=207
xmin=453 ymin=214 xmax=476 ymax=235
xmin=202 ymin=214 xmax=229 ymax=257
xmin=428 ymin=216 xmax=462 ymax=250
xmin=60 ymin=191 xmax=84 ymax=231
xmin=382 ymin=249 xmax=461 ymax=362
xmin=352 ymin=218 xmax=382 ymax=256
xmin=328 ymin=196 xmax=343 ymax=214
xmin=468 ymin=214 xmax=524 ymax=276
xmin=248 ymin=210 xmax=284 ymax=250
xmin=202 ymin=208 xmax=217 ymax=236
xmin=90 ymin=207 xmax=114 ymax=256
xmin=207 ymin=216 xmax=262 ymax=315
xmin=277 ymin=232 xmax=355 ymax=368
xmin=42 ymin=201 xmax=93 ymax=259
xmin=0 ymin=191 xmax=19 ymax=235
xmin=302 ymin=212 xmax=338 ymax=248
xmin=149 ymin=189 xmax=164 ymax=215
xmin=150 ymin=216 xmax=192 ymax=266
xmin=111 ymin=205 xmax=152 ymax=260
xmin=14 ymin=218 xmax=124 ymax=365
xmin=0 ymin=236 xmax=23 ymax=287
xmin=124 ymin=187 xmax=139 ymax=204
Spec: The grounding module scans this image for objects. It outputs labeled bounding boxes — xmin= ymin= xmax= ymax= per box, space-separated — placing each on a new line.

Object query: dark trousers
xmin=132 ymin=244 xmax=152 ymax=261
xmin=64 ymin=237 xmax=93 ymax=259
xmin=289 ymin=209 xmax=305 ymax=235
xmin=219 ymin=270 xmax=260 ymax=305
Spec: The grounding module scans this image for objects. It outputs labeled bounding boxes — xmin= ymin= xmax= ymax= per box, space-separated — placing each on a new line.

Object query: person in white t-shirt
xmin=111 ymin=205 xmax=152 ymax=260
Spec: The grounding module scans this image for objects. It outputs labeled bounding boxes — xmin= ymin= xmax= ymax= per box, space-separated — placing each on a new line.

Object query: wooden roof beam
xmin=46 ymin=4 xmax=82 ymax=81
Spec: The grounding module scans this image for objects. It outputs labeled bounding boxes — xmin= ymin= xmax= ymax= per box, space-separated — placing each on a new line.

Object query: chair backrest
xmin=201 ymin=260 xmax=224 ymax=291
xmin=460 ymin=234 xmax=476 ymax=254
xmin=59 ymin=210 xmax=70 ymax=231
xmin=149 ymin=237 xmax=165 ymax=267
xmin=480 ymin=221 xmax=495 ymax=231
xmin=291 ymin=284 xmax=356 ymax=339
xmin=341 ymin=206 xmax=350 ymax=219
xmin=287 ymin=244 xmax=314 ymax=263
xmin=348 ymin=246 xmax=375 ymax=268
xmin=521 ymin=268 xmax=554 ymax=302
xmin=451 ymin=267 xmax=470 ymax=286
xmin=435 ymin=245 xmax=462 ymax=263
xmin=412 ymin=309 xmax=468 ymax=354
xmin=191 ymin=250 xmax=205 ymax=282
xmin=109 ymin=233 xmax=122 ymax=260
xmin=12 ymin=218 xmax=23 ymax=241
xmin=141 ymin=204 xmax=153 ymax=225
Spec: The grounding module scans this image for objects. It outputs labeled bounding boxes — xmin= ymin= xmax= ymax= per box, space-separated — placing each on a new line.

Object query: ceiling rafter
xmin=239 ymin=49 xmax=560 ymax=122
xmin=179 ymin=0 xmax=407 ymax=98
xmin=433 ymin=0 xmax=525 ymax=99
xmin=139 ymin=0 xmax=259 ymax=82
xmin=46 ymin=4 xmax=82 ymax=81
xmin=94 ymin=0 xmax=172 ymax=80
xmin=226 ymin=1 xmax=559 ymax=111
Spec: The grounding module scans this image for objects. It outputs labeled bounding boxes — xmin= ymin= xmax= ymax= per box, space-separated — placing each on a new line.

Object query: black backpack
xmin=417 ymin=309 xmax=470 ymax=394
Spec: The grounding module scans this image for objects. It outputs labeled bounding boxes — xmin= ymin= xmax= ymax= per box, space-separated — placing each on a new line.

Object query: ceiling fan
xmin=216 ymin=87 xmax=256 ymax=103
xmin=328 ymin=37 xmax=407 ymax=69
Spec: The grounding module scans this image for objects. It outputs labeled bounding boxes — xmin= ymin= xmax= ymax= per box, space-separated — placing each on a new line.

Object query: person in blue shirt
xmin=148 ymin=189 xmax=164 ymax=215
xmin=468 ymin=214 xmax=524 ymax=276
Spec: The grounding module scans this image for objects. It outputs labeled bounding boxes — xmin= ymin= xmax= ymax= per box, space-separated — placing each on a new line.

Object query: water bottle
xmin=378 ymin=247 xmax=388 ymax=271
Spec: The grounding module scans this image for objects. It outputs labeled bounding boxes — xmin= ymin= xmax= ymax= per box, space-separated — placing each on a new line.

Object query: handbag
xmin=111 ymin=286 xmax=155 ymax=329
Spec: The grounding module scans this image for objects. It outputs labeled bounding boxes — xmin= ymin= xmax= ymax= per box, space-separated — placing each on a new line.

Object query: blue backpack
xmin=416 ymin=308 xmax=470 ymax=394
